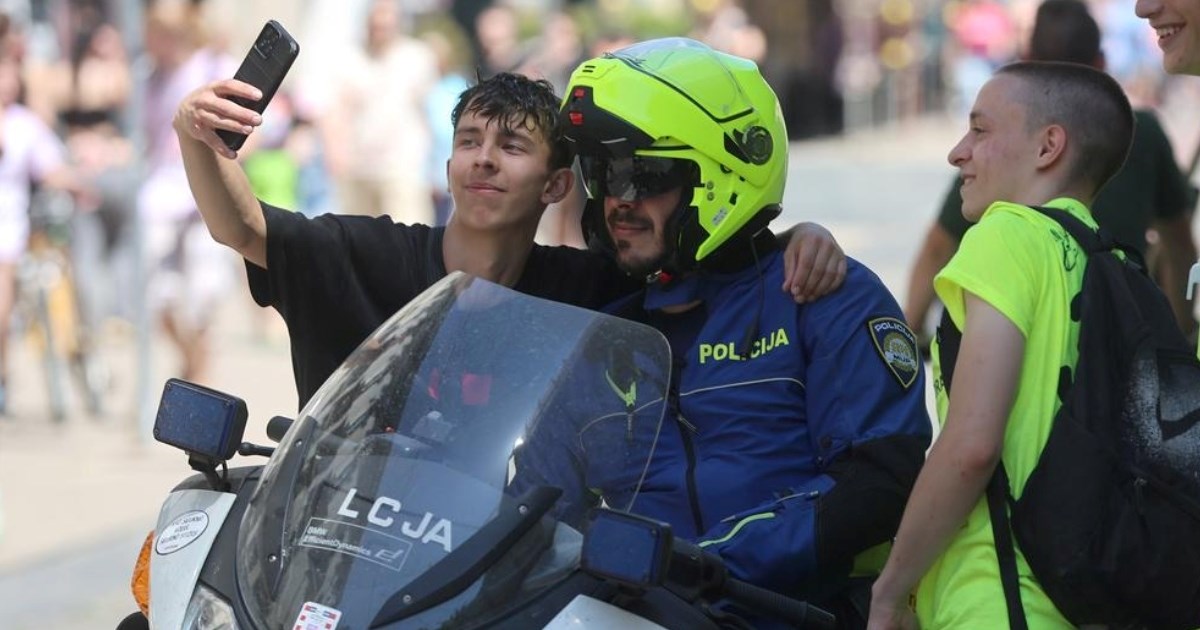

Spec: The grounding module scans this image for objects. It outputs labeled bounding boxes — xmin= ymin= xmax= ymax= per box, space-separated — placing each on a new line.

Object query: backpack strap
xmin=1028 ymin=205 xmax=1148 ymax=271
xmin=1028 ymin=206 xmax=1106 ymax=251
xmin=979 ymin=205 xmax=1099 ymax=630
xmin=986 ymin=463 xmax=1030 ymax=630
xmin=939 ymin=310 xmax=1029 ymax=629
xmin=985 ymin=204 xmax=1123 ymax=630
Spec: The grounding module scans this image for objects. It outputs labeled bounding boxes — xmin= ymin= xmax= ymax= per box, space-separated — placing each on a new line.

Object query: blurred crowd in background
xmin=0 ymin=0 xmax=1195 ymax=417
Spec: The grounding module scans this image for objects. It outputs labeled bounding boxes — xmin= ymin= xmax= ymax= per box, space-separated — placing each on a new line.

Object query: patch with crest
xmin=867 ymin=317 xmax=920 ymax=389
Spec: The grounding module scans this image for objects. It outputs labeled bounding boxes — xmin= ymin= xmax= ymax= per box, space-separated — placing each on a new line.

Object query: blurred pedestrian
xmin=475 ymin=3 xmax=522 ymax=77
xmin=51 ymin=17 xmax=138 ymax=334
xmin=421 ymin=25 xmax=471 ymax=226
xmin=35 ymin=21 xmax=130 ymax=130
xmin=139 ymin=1 xmax=238 ymax=383
xmin=322 ymin=0 xmax=438 ymax=224
xmin=517 ymin=11 xmax=588 ymax=247
xmin=0 ymin=14 xmax=75 ymax=413
xmin=948 ymin=0 xmax=1019 ymax=113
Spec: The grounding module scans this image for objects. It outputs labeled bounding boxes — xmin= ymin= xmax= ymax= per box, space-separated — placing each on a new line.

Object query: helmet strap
xmin=642 ymin=192 xmax=709 ymax=286
xmin=581 ymin=196 xmax=616 ymax=257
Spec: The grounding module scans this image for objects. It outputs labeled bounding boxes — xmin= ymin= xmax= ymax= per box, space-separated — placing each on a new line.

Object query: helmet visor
xmin=580 ymin=156 xmax=693 ymax=202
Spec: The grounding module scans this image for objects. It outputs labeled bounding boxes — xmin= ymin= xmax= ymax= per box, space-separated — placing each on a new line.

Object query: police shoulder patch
xmin=867 ymin=317 xmax=920 ymax=389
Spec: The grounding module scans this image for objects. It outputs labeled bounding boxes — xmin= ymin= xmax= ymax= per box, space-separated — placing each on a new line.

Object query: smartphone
xmin=217 ymin=19 xmax=300 ymax=152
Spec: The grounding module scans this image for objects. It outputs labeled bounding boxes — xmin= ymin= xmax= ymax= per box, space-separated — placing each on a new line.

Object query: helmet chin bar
xmin=642 ymin=201 xmax=782 ymax=285
xmin=698 ymin=204 xmax=783 ymax=273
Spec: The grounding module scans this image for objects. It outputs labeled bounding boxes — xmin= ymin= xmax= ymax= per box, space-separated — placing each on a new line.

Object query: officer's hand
xmin=173 ymin=79 xmax=263 ymax=160
xmin=782 ymin=222 xmax=847 ymax=303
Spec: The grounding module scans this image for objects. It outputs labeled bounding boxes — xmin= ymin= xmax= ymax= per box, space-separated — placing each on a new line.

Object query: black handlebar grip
xmin=266 ymin=415 xmax=294 ymax=443
xmin=723 ymin=578 xmax=836 ymax=630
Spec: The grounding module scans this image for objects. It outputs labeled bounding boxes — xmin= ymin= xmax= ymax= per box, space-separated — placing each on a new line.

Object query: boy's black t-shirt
xmin=246 ymin=202 xmax=637 ymax=409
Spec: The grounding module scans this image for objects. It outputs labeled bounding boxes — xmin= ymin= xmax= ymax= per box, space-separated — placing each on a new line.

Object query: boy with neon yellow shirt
xmin=866 ymin=62 xmax=1135 ymax=629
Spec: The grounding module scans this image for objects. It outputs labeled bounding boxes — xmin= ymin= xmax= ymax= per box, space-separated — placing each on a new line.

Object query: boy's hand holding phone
xmin=173 ymin=20 xmax=299 ymax=159
xmin=173 ymin=80 xmax=264 ymax=160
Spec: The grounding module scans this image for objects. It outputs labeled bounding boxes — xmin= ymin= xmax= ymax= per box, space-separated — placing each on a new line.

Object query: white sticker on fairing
xmin=155 ymin=510 xmax=209 ymax=555
xmin=293 ymin=601 xmax=342 ymax=630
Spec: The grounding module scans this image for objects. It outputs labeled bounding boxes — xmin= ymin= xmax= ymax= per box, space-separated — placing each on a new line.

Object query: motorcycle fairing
xmin=150 ymin=489 xmax=235 ymax=630
xmin=542 ymin=595 xmax=670 ymax=630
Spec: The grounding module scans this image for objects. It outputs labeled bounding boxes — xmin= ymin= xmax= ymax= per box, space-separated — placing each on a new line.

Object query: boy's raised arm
xmin=173 ymin=79 xmax=269 ymax=268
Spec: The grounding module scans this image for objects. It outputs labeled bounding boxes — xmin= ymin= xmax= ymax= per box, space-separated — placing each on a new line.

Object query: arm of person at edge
xmin=776 ymin=222 xmax=848 ymax=303
xmin=1152 ymin=212 xmax=1199 ymax=341
xmin=903 ymin=223 xmax=959 ymax=340
xmin=173 ymin=78 xmax=270 ymax=268
xmin=866 ymin=292 xmax=1024 ymax=630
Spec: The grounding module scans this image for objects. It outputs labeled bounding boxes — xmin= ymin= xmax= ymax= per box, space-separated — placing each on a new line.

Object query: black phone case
xmin=218 ymin=19 xmax=299 ymax=152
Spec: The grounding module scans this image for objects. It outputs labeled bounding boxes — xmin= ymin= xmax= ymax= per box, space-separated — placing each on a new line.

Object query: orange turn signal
xmin=132 ymin=530 xmax=154 ymax=616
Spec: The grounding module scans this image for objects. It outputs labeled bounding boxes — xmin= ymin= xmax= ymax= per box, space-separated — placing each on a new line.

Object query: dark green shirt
xmin=937 ymin=110 xmax=1192 ymax=255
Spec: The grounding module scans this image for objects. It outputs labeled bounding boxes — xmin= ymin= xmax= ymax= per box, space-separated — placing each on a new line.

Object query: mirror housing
xmin=580 ymin=508 xmax=673 ymax=589
xmin=153 ymin=378 xmax=248 ymax=463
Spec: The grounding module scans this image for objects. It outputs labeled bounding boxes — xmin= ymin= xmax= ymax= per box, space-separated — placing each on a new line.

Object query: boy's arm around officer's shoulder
xmin=174 ymin=79 xmax=270 ymax=268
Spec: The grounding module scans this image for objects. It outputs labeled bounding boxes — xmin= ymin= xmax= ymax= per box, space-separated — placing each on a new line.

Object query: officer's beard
xmin=608 ymin=209 xmax=669 ymax=279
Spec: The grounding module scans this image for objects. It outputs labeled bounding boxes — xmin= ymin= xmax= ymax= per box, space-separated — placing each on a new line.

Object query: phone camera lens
xmin=256 ymin=31 xmax=277 ymax=57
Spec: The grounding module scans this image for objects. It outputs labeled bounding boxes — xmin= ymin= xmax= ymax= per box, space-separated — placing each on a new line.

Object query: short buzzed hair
xmin=1028 ymin=0 xmax=1102 ymax=66
xmin=451 ymin=72 xmax=572 ymax=170
xmin=996 ymin=61 xmax=1133 ymax=197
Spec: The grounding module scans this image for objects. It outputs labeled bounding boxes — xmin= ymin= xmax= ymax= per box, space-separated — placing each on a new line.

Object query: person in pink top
xmin=0 ymin=15 xmax=74 ymax=414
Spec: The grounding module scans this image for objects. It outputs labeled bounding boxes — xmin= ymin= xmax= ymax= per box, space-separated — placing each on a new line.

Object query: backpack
xmin=936 ymin=205 xmax=1200 ymax=630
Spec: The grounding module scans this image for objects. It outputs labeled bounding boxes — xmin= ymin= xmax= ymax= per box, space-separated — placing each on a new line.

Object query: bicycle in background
xmin=14 ymin=187 xmax=107 ymax=421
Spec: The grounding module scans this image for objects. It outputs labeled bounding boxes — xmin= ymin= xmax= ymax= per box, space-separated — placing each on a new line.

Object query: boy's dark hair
xmin=450 ymin=72 xmax=572 ymax=170
xmin=996 ymin=61 xmax=1133 ymax=199
xmin=1029 ymin=0 xmax=1102 ymax=66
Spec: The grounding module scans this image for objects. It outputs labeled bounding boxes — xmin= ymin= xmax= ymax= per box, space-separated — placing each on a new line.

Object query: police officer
xmin=559 ymin=38 xmax=933 ymax=627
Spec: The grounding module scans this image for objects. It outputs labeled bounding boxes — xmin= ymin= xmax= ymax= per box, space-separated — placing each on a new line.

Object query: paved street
xmin=0 ymin=287 xmax=297 ymax=628
xmin=0 ymin=112 xmax=1050 ymax=628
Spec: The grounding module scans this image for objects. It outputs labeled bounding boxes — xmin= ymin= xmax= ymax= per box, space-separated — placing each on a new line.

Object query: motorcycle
xmin=121 ymin=272 xmax=836 ymax=630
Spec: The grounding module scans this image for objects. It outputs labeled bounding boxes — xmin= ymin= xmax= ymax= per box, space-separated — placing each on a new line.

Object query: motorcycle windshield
xmin=237 ymin=273 xmax=671 ymax=629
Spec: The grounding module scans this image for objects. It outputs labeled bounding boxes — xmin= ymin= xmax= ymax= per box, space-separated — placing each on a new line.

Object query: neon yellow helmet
xmin=562 ymin=37 xmax=787 ymax=269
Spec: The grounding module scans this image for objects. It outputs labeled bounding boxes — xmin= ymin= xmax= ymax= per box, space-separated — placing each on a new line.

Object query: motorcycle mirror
xmin=580 ymin=508 xmax=673 ymax=590
xmin=153 ymin=378 xmax=248 ymax=464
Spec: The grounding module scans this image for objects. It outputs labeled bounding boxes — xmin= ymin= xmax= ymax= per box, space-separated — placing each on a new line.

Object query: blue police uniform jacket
xmin=518 ymin=250 xmax=931 ymax=599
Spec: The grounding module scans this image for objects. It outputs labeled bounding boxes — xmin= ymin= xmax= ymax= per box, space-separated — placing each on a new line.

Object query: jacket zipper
xmin=675 ymin=412 xmax=705 ymax=535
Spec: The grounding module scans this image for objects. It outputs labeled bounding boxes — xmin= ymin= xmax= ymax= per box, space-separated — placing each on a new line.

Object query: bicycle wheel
xmin=72 ymin=347 xmax=108 ymax=417
xmin=32 ymin=281 xmax=68 ymax=423
xmin=52 ymin=257 xmax=108 ymax=417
